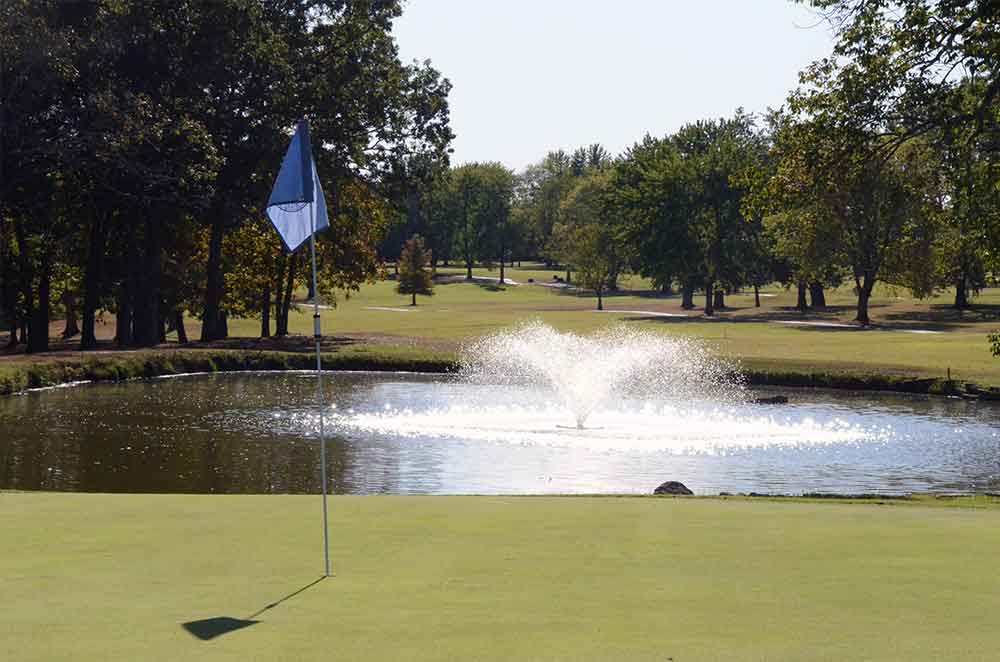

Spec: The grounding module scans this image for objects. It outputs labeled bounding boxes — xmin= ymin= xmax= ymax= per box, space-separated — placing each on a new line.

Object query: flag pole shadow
xmin=182 ymin=576 xmax=327 ymax=641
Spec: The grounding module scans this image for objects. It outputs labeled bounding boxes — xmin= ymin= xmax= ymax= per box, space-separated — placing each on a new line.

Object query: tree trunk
xmin=27 ymin=249 xmax=52 ymax=353
xmin=704 ymin=279 xmax=714 ymax=316
xmin=278 ymin=253 xmax=298 ymax=336
xmin=260 ymin=281 xmax=271 ymax=338
xmin=2 ymin=253 xmax=19 ymax=347
xmin=4 ymin=309 xmax=16 ymax=348
xmin=114 ymin=286 xmax=131 ymax=346
xmin=955 ymin=274 xmax=969 ymax=309
xmin=498 ymin=210 xmax=507 ymax=286
xmin=607 ymin=271 xmax=619 ymax=292
xmin=796 ymin=281 xmax=808 ymax=311
xmin=809 ymin=282 xmax=826 ymax=309
xmin=4 ymin=317 xmax=15 ymax=348
xmin=81 ymin=212 xmax=105 ymax=349
xmin=132 ymin=213 xmax=163 ymax=347
xmin=411 ymin=291 xmax=416 ymax=306
xmin=713 ymin=289 xmax=725 ymax=310
xmin=62 ymin=290 xmax=80 ymax=338
xmin=174 ymin=311 xmax=188 ymax=344
xmin=13 ymin=217 xmax=35 ymax=349
xmin=462 ymin=195 xmax=473 ymax=280
xmin=596 ymin=288 xmax=603 ymax=311
xmin=753 ymin=283 xmax=760 ymax=307
xmin=855 ymin=274 xmax=874 ymax=325
xmin=200 ymin=215 xmax=226 ymax=341
xmin=273 ymin=252 xmax=286 ymax=334
xmin=565 ymin=269 xmax=571 ymax=284
xmin=681 ymin=281 xmax=695 ymax=309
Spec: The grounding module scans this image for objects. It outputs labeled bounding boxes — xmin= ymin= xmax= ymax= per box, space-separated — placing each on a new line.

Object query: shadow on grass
xmin=882 ymin=303 xmax=1000 ymax=325
xmin=182 ymin=616 xmax=259 ymax=640
xmin=433 ymin=275 xmax=511 ymax=291
xmin=0 ymin=334 xmax=366 ymax=358
xmin=549 ymin=286 xmax=669 ymax=301
xmin=620 ymin=313 xmax=867 ymax=331
xmin=182 ymin=576 xmax=326 ymax=641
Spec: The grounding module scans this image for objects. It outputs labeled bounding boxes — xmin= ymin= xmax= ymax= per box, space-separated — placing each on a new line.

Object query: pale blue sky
xmin=393 ymin=1 xmax=836 ymax=171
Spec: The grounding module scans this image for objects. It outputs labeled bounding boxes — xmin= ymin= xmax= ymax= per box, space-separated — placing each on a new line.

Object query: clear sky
xmin=393 ymin=0 xmax=837 ymax=171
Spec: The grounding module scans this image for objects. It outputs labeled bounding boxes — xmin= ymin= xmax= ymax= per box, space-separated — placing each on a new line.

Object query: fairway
xmin=4 ymin=493 xmax=1000 ymax=662
xmin=227 ymin=269 xmax=1000 ymax=383
xmin=8 ymin=265 xmax=1000 ymax=389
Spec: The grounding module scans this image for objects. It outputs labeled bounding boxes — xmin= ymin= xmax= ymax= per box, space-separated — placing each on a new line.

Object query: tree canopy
xmin=1 ymin=0 xmax=452 ymax=351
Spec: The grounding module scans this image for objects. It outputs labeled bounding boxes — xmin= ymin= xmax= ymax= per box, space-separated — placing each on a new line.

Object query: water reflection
xmin=1 ymin=372 xmax=999 ymax=495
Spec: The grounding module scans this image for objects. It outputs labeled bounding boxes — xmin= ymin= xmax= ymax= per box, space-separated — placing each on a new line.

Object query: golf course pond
xmin=2 ymin=370 xmax=999 ymax=495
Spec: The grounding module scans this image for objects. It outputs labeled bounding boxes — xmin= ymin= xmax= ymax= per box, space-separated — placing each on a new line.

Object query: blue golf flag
xmin=266 ymin=121 xmax=329 ymax=252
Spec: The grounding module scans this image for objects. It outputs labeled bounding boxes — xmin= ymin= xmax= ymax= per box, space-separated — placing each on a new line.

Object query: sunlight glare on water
xmin=331 ymin=401 xmax=886 ymax=454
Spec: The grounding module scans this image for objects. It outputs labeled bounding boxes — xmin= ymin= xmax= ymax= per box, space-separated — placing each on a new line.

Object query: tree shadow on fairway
xmin=182 ymin=576 xmax=326 ymax=640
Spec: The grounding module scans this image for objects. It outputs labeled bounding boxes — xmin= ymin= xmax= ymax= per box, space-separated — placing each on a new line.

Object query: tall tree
xmin=612 ymin=135 xmax=702 ymax=306
xmin=763 ymin=112 xmax=939 ymax=324
xmin=448 ymin=163 xmax=513 ymax=280
xmin=397 ymin=235 xmax=434 ymax=306
xmin=611 ymin=113 xmax=766 ymax=314
xmin=553 ymin=171 xmax=626 ymax=310
xmin=791 ymin=0 xmax=999 ymax=318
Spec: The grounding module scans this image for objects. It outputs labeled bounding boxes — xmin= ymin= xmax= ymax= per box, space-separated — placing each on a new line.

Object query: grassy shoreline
xmin=0 ymin=343 xmax=982 ymax=398
xmin=6 ymin=273 xmax=1000 ymax=397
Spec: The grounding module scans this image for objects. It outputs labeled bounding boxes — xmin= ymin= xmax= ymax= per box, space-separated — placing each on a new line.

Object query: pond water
xmin=1 ymin=371 xmax=999 ymax=495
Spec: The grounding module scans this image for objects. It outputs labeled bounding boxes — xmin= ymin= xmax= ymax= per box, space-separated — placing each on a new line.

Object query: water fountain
xmin=458 ymin=321 xmax=747 ymax=429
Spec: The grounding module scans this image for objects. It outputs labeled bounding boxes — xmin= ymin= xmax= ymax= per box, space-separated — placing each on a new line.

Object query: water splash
xmin=458 ymin=321 xmax=747 ymax=428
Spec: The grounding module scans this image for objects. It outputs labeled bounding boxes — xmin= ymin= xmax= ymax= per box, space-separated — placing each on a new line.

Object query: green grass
xmin=4 ymin=493 xmax=1000 ymax=661
xmin=236 ymin=273 xmax=1000 ymax=384
xmin=0 ymin=346 xmax=457 ymax=396
xmin=8 ymin=263 xmax=1000 ymax=389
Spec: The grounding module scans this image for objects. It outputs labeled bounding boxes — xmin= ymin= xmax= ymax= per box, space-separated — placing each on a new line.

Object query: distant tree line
xmin=389 ymin=1 xmax=999 ymax=328
xmin=1 ymin=0 xmax=452 ymax=352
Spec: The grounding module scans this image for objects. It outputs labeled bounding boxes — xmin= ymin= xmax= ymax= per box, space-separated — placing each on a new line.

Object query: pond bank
xmin=0 ymin=344 xmax=991 ymax=399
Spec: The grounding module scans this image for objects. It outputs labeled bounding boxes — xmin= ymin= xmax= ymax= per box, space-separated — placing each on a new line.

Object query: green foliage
xmin=397 ymin=235 xmax=435 ymax=304
xmin=758 ymin=99 xmax=944 ymax=323
xmin=551 ymin=171 xmax=627 ymax=308
xmin=989 ymin=330 xmax=1000 ymax=358
xmin=609 ymin=112 xmax=768 ymax=308
xmin=443 ymin=163 xmax=516 ymax=275
xmin=1 ymin=0 xmax=453 ymax=349
xmin=771 ymin=1 xmax=1000 ymax=325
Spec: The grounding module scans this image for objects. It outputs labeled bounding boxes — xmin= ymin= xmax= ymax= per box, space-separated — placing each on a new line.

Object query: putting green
xmin=3 ymin=493 xmax=1000 ymax=661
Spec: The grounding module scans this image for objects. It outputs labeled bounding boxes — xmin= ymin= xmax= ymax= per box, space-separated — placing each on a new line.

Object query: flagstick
xmin=309 ymin=191 xmax=331 ymax=578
